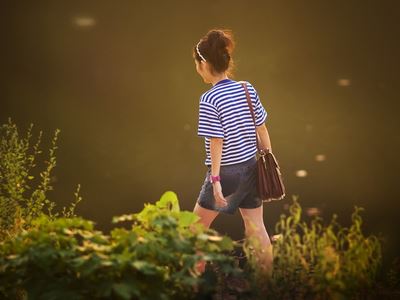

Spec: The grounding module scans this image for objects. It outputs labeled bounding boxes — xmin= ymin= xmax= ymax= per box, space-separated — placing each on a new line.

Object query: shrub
xmin=242 ymin=195 xmax=384 ymax=299
xmin=1 ymin=119 xmax=395 ymax=299
xmin=0 ymin=191 xmax=242 ymax=300
xmin=0 ymin=118 xmax=82 ymax=241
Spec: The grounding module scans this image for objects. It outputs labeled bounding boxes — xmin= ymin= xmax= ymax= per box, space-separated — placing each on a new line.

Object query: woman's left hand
xmin=212 ymin=181 xmax=228 ymax=208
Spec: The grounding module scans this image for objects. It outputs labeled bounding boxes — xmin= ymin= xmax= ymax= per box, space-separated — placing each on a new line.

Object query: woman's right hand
xmin=212 ymin=181 xmax=228 ymax=208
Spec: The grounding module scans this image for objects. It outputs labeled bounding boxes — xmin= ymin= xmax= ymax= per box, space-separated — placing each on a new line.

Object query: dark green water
xmin=1 ymin=1 xmax=399 ymax=263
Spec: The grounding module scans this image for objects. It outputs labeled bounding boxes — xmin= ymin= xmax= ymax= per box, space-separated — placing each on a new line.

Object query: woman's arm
xmin=209 ymin=137 xmax=228 ymax=207
xmin=210 ymin=137 xmax=223 ymax=177
xmin=256 ymin=123 xmax=272 ymax=152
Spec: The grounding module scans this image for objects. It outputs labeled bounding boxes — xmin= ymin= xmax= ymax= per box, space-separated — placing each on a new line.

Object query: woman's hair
xmin=193 ymin=28 xmax=236 ymax=78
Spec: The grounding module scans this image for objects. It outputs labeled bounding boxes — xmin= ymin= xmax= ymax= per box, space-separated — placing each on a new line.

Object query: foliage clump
xmin=242 ymin=195 xmax=385 ymax=299
xmin=1 ymin=119 xmax=398 ymax=299
xmin=0 ymin=191 xmax=240 ymax=300
xmin=0 ymin=118 xmax=82 ymax=240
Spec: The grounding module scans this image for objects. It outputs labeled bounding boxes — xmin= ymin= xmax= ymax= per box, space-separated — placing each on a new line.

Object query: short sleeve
xmin=252 ymin=86 xmax=268 ymax=126
xmin=197 ymin=100 xmax=224 ymax=138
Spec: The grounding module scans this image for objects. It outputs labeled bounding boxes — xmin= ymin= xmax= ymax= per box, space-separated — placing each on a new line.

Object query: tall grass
xmin=242 ymin=195 xmax=384 ymax=299
xmin=0 ymin=118 xmax=82 ymax=240
xmin=1 ymin=119 xmax=396 ymax=299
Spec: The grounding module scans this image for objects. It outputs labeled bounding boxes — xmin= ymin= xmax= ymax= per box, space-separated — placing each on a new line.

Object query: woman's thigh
xmin=193 ymin=202 xmax=219 ymax=228
xmin=239 ymin=205 xmax=265 ymax=233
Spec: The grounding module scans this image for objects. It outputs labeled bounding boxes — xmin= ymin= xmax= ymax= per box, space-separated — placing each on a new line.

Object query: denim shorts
xmin=197 ymin=156 xmax=262 ymax=215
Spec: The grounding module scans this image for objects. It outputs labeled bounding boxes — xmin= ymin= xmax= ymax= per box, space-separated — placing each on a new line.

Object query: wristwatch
xmin=209 ymin=175 xmax=221 ymax=184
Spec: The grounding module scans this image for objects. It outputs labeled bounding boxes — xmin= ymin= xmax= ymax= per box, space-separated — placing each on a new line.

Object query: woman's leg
xmin=239 ymin=204 xmax=273 ymax=277
xmin=193 ymin=202 xmax=219 ymax=228
xmin=192 ymin=202 xmax=220 ymax=273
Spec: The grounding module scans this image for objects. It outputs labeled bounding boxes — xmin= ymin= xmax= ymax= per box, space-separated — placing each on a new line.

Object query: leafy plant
xmin=242 ymin=195 xmax=384 ymax=299
xmin=0 ymin=191 xmax=242 ymax=300
xmin=0 ymin=118 xmax=82 ymax=241
xmin=1 ymin=119 xmax=396 ymax=299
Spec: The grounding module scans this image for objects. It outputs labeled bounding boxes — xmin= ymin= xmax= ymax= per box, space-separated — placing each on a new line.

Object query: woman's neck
xmin=211 ymin=75 xmax=229 ymax=86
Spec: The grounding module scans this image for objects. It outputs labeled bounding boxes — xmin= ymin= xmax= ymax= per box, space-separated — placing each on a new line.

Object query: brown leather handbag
xmin=240 ymin=81 xmax=286 ymax=202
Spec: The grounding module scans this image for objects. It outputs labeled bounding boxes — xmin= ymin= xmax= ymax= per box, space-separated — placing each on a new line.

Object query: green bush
xmin=0 ymin=191 xmax=242 ymax=300
xmin=1 ymin=119 xmax=397 ymax=299
xmin=0 ymin=118 xmax=82 ymax=241
xmin=242 ymin=195 xmax=384 ymax=299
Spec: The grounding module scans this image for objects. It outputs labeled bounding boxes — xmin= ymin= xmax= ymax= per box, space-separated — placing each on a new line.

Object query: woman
xmin=192 ymin=28 xmax=274 ymax=276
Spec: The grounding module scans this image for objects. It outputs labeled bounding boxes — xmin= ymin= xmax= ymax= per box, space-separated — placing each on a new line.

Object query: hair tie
xmin=196 ymin=41 xmax=207 ymax=62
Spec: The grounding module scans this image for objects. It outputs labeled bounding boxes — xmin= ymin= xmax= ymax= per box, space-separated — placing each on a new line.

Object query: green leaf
xmin=156 ymin=191 xmax=180 ymax=212
xmin=177 ymin=211 xmax=200 ymax=227
xmin=112 ymin=214 xmax=135 ymax=223
xmin=131 ymin=260 xmax=159 ymax=275
xmin=113 ymin=283 xmax=135 ymax=300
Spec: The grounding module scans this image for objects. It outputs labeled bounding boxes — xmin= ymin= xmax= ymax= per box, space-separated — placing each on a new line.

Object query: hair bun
xmin=193 ymin=28 xmax=236 ymax=77
xmin=208 ymin=30 xmax=228 ymax=49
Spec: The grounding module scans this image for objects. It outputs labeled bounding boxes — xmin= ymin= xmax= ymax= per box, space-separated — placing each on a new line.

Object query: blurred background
xmin=1 ymin=1 xmax=399 ymax=267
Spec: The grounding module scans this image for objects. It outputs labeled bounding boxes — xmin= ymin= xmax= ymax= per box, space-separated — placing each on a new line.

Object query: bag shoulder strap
xmin=239 ymin=81 xmax=260 ymax=151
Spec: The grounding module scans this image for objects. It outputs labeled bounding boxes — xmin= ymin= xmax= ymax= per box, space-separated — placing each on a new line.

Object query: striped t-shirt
xmin=197 ymin=78 xmax=268 ymax=166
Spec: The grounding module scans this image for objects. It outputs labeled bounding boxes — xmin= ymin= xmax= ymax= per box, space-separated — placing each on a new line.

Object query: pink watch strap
xmin=209 ymin=175 xmax=221 ymax=183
